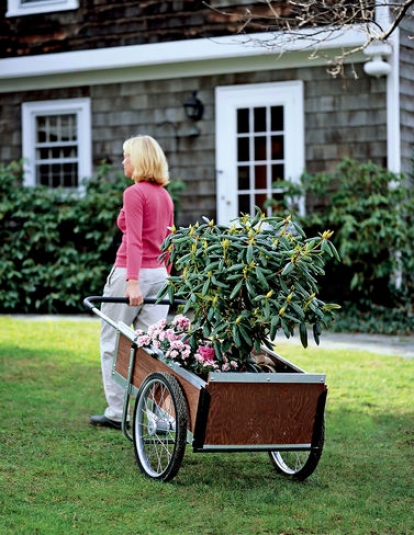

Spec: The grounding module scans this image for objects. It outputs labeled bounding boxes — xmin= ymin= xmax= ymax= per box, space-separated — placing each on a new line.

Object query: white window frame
xmin=22 ymin=98 xmax=91 ymax=189
xmin=215 ymin=81 xmax=305 ymax=226
xmin=7 ymin=0 xmax=79 ymax=17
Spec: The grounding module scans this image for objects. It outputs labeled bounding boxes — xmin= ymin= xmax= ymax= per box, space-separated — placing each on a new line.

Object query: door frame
xmin=215 ymin=81 xmax=305 ymax=225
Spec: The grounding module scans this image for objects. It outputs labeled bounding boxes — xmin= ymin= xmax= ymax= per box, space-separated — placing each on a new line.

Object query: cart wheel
xmin=268 ymin=419 xmax=325 ymax=481
xmin=132 ymin=372 xmax=188 ymax=482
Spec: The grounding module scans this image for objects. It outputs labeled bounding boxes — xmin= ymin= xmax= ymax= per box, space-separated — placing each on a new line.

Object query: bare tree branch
xmin=203 ymin=1 xmax=414 ymax=74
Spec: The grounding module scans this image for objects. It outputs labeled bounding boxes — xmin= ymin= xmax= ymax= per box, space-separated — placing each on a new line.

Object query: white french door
xmin=215 ymin=81 xmax=304 ymax=225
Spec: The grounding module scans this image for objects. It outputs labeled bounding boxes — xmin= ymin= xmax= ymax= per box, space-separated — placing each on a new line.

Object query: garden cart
xmin=84 ymin=295 xmax=327 ymax=483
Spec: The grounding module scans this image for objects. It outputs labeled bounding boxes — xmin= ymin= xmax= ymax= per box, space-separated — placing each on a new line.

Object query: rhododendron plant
xmin=157 ymin=208 xmax=340 ymax=369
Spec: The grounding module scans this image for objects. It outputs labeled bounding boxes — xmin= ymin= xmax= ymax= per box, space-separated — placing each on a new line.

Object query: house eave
xmin=0 ymin=28 xmax=370 ymax=93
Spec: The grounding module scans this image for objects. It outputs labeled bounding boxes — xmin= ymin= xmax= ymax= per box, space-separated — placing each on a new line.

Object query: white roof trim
xmin=0 ymin=28 xmax=369 ymax=81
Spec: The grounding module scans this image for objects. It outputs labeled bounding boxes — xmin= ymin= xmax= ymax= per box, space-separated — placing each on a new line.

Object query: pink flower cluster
xmin=135 ymin=314 xmax=238 ymax=373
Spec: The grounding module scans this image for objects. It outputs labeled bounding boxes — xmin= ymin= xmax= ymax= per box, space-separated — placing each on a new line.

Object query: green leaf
xmin=255 ymin=267 xmax=269 ymax=290
xmin=299 ymin=321 xmax=308 ymax=348
xmin=245 ymin=279 xmax=256 ymax=298
xmin=281 ymin=262 xmax=295 ymax=276
xmin=201 ymin=279 xmax=211 ymax=296
xmin=226 ymin=263 xmax=247 ymax=273
xmin=270 ymin=316 xmax=280 ymax=340
xmin=246 ymin=244 xmax=254 ymax=264
xmin=238 ymin=324 xmax=252 ymax=346
xmin=229 ymin=279 xmax=243 ymax=299
xmin=313 ymin=322 xmax=321 ymax=345
xmin=167 ymin=284 xmax=175 ymax=303
xmin=232 ymin=324 xmax=243 ymax=348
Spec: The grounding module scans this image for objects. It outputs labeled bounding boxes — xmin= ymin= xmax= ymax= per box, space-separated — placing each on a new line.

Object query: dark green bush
xmin=0 ymin=161 xmax=185 ymax=314
xmin=268 ymin=158 xmax=414 ymax=334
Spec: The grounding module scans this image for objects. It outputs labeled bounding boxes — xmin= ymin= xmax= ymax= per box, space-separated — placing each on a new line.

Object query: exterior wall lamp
xmin=363 ymin=41 xmax=392 ymax=78
xmin=183 ymin=91 xmax=204 ymax=122
xmin=157 ymin=92 xmax=205 ymax=149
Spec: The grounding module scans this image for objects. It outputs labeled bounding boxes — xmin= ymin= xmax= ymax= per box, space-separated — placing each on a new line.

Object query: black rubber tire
xmin=132 ymin=372 xmax=188 ymax=482
xmin=268 ymin=419 xmax=325 ymax=481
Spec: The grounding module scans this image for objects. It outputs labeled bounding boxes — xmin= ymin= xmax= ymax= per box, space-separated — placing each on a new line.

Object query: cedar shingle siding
xmin=0 ymin=0 xmax=258 ymax=57
xmin=0 ymin=0 xmax=376 ymax=58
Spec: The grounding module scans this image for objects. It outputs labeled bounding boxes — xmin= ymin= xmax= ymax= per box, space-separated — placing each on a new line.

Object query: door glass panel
xmin=272 ymin=164 xmax=285 ymax=183
xmin=271 ymin=106 xmax=284 ymax=131
xmin=254 ymin=165 xmax=267 ymax=189
xmin=255 ymin=192 xmax=267 ymax=211
xmin=237 ymin=137 xmax=250 ymax=161
xmin=238 ymin=194 xmax=250 ymax=215
xmin=237 ymin=166 xmax=250 ymax=190
xmin=237 ymin=108 xmax=249 ymax=133
xmin=254 ymin=107 xmax=266 ymax=132
xmin=271 ymin=135 xmax=284 ymax=159
xmin=254 ymin=136 xmax=267 ymax=160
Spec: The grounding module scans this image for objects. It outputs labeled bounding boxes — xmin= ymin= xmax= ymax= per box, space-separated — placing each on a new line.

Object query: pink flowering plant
xmin=135 ymin=314 xmax=239 ymax=374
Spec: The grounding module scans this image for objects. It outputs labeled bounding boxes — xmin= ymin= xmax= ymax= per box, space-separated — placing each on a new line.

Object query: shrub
xmin=158 ymin=209 xmax=340 ymax=366
xmin=0 ymin=161 xmax=185 ymax=314
xmin=267 ymin=158 xmax=414 ymax=333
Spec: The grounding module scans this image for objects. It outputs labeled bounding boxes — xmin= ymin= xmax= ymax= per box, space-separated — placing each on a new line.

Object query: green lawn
xmin=1 ymin=317 xmax=413 ymax=535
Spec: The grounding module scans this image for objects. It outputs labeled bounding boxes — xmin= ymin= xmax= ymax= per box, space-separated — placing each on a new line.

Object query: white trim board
xmin=0 ymin=47 xmax=368 ymax=93
xmin=0 ymin=28 xmax=370 ymax=85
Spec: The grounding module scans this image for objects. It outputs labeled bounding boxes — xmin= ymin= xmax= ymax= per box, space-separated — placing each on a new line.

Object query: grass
xmin=0 ymin=316 xmax=413 ymax=535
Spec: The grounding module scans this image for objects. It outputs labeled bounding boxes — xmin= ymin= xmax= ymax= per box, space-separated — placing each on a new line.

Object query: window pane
xmin=271 ymin=106 xmax=284 ymax=131
xmin=254 ymin=107 xmax=266 ymax=132
xmin=37 ymin=162 xmax=78 ymax=188
xmin=37 ymin=145 xmax=77 ymax=160
xmin=237 ymin=108 xmax=249 ymax=134
xmin=254 ymin=136 xmax=266 ymax=161
xmin=255 ymin=192 xmax=267 ymax=212
xmin=36 ymin=114 xmax=77 ymax=143
xmin=60 ymin=115 xmax=77 ymax=141
xmin=237 ymin=137 xmax=250 ymax=161
xmin=238 ymin=166 xmax=250 ymax=190
xmin=254 ymin=165 xmax=267 ymax=189
xmin=62 ymin=162 xmax=78 ymax=187
xmin=238 ymin=194 xmax=250 ymax=215
xmin=254 ymin=108 xmax=267 ymax=132
xmin=272 ymin=164 xmax=285 ymax=183
xmin=271 ymin=135 xmax=284 ymax=159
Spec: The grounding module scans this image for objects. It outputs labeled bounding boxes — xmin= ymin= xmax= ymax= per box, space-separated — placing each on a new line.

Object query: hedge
xmin=0 ymin=161 xmax=183 ymax=314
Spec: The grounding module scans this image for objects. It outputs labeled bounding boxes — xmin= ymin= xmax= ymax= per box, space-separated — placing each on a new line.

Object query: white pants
xmin=100 ymin=266 xmax=169 ymax=422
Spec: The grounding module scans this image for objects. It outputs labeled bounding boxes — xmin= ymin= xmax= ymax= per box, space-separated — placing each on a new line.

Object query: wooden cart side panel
xmin=202 ymin=382 xmax=326 ymax=446
xmin=113 ymin=333 xmax=132 ymax=379
xmin=114 ymin=334 xmax=201 ymax=433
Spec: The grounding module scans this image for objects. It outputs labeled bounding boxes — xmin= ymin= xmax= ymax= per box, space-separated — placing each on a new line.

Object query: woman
xmin=90 ymin=135 xmax=174 ymax=430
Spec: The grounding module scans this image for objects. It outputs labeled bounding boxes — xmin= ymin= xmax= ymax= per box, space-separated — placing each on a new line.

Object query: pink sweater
xmin=114 ymin=181 xmax=174 ymax=281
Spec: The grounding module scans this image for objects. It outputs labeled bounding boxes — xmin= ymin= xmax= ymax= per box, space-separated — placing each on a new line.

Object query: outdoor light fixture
xmin=363 ymin=41 xmax=392 ymax=78
xmin=183 ymin=91 xmax=204 ymax=122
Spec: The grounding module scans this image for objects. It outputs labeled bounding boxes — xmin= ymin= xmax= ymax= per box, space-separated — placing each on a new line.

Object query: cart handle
xmin=83 ymin=295 xmax=186 ymax=312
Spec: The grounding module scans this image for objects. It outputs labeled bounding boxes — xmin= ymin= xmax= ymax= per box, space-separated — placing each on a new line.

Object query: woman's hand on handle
xmin=125 ymin=279 xmax=144 ymax=307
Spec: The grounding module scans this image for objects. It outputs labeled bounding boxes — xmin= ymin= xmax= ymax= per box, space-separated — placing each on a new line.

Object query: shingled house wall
xmin=399 ymin=19 xmax=414 ymax=175
xmin=0 ymin=60 xmax=386 ymax=225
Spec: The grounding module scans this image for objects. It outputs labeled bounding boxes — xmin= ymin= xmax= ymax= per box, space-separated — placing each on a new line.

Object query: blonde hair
xmin=123 ymin=135 xmax=170 ymax=186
